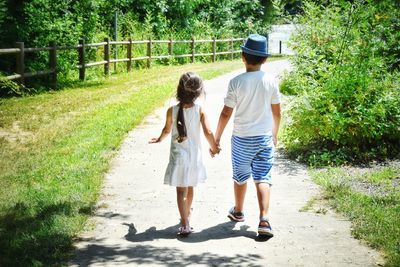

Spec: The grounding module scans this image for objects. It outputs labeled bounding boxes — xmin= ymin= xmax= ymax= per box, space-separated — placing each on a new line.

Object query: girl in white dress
xmin=149 ymin=72 xmax=219 ymax=235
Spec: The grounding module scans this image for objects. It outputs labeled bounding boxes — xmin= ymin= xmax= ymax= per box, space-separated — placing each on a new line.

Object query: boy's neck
xmin=245 ymin=63 xmax=262 ymax=72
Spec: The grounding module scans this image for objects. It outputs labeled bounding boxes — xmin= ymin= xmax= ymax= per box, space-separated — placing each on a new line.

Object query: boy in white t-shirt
xmin=214 ymin=34 xmax=281 ymax=237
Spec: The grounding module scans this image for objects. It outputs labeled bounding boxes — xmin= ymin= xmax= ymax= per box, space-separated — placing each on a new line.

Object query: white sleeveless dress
xmin=164 ymin=104 xmax=207 ymax=187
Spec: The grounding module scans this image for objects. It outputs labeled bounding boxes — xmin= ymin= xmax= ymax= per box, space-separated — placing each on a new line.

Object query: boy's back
xmin=224 ymin=70 xmax=280 ymax=137
xmin=214 ymin=33 xmax=281 ymax=237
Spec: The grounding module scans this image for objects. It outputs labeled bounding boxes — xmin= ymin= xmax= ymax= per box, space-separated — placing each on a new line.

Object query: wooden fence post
xmin=78 ymin=39 xmax=85 ymax=80
xmin=104 ymin=38 xmax=110 ymax=75
xmin=191 ymin=37 xmax=195 ymax=63
xmin=279 ymin=40 xmax=282 ymax=54
xmin=230 ymin=38 xmax=234 ymax=60
xmin=168 ymin=39 xmax=173 ymax=63
xmin=127 ymin=38 xmax=132 ymax=72
xmin=147 ymin=38 xmax=152 ymax=68
xmin=212 ymin=37 xmax=216 ymax=62
xmin=49 ymin=41 xmax=57 ymax=89
xmin=15 ymin=42 xmax=25 ymax=86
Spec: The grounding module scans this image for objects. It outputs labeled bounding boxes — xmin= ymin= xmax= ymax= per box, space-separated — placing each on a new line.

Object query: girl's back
xmin=165 ymin=103 xmax=206 ymax=187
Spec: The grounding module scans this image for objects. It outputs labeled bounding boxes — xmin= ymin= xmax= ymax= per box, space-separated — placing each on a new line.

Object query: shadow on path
xmin=71 ymin=222 xmax=271 ymax=266
xmin=72 ymin=222 xmax=270 ymax=266
xmin=124 ymin=221 xmax=272 ymax=243
xmin=73 ymin=242 xmax=266 ymax=267
xmin=274 ymin=151 xmax=307 ymax=177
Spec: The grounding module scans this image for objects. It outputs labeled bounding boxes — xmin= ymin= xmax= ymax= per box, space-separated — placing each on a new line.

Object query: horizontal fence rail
xmin=0 ymin=37 xmax=249 ymax=88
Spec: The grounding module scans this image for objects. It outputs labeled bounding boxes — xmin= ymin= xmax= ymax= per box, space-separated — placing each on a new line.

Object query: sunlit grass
xmin=311 ymin=166 xmax=400 ymax=267
xmin=356 ymin=167 xmax=399 ymax=185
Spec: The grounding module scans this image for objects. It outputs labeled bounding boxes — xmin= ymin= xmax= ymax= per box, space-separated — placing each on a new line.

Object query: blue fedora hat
xmin=240 ymin=34 xmax=270 ymax=57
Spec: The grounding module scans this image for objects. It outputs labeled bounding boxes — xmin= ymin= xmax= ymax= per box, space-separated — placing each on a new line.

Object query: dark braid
xmin=176 ymin=72 xmax=204 ymax=143
xmin=176 ymin=103 xmax=187 ymax=143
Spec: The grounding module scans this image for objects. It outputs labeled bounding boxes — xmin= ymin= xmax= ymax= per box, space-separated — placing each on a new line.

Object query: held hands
xmin=209 ymin=141 xmax=221 ymax=158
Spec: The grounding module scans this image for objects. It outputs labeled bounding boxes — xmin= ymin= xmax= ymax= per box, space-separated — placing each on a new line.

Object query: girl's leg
xmin=176 ymin=187 xmax=189 ymax=226
xmin=186 ymin=186 xmax=194 ymax=220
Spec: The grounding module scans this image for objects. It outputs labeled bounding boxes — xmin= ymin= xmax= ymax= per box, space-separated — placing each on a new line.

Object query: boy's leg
xmin=255 ymin=183 xmax=271 ymax=224
xmin=251 ymin=135 xmax=274 ymax=230
xmin=233 ymin=181 xmax=247 ymax=212
xmin=231 ymin=135 xmax=253 ymax=215
xmin=176 ymin=187 xmax=189 ymax=226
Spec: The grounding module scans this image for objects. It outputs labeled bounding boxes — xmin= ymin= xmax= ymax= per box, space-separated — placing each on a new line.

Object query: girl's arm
xmin=149 ymin=107 xmax=173 ymax=143
xmin=200 ymin=107 xmax=219 ymax=156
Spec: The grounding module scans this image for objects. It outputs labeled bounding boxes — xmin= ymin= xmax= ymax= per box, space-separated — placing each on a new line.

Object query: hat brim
xmin=240 ymin=45 xmax=270 ymax=57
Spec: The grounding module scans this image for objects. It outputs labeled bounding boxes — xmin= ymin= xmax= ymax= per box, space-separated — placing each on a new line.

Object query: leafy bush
xmin=0 ymin=76 xmax=25 ymax=96
xmin=281 ymin=0 xmax=400 ymax=165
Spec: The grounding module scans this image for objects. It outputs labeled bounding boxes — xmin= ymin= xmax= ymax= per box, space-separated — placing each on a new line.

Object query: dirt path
xmin=70 ymin=60 xmax=382 ymax=267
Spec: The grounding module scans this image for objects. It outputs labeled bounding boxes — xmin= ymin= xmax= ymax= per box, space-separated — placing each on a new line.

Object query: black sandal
xmin=258 ymin=217 xmax=273 ymax=237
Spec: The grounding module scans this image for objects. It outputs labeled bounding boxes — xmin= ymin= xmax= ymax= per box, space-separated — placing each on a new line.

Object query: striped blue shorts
xmin=231 ymin=135 xmax=274 ymax=184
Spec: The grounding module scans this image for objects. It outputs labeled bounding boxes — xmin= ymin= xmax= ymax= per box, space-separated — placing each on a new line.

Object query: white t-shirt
xmin=224 ymin=70 xmax=281 ymax=137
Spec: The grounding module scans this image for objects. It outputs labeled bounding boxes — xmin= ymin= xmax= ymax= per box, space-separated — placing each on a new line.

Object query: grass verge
xmin=311 ymin=163 xmax=400 ymax=267
xmin=0 ymin=59 xmax=249 ymax=266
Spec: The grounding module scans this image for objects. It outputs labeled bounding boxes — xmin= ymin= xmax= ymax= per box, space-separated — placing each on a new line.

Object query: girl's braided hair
xmin=176 ymin=72 xmax=204 ymax=143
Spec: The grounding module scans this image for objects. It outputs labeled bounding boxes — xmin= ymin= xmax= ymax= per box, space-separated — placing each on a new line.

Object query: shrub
xmin=281 ymin=0 xmax=400 ymax=165
xmin=0 ymin=75 xmax=31 ymax=96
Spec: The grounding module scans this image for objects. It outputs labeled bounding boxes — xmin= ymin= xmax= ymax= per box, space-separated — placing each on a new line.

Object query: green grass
xmin=0 ymin=59 xmax=247 ymax=266
xmin=355 ymin=167 xmax=399 ymax=185
xmin=311 ymin=166 xmax=400 ymax=267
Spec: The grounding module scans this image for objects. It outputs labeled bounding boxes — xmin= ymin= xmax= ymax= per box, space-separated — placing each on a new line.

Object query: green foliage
xmin=0 ymin=0 xmax=6 ymax=25
xmin=0 ymin=76 xmax=25 ymax=96
xmin=281 ymin=0 xmax=400 ymax=165
xmin=0 ymin=0 xmax=104 ymax=89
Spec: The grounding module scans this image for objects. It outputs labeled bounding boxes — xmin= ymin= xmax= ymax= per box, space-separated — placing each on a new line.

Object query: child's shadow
xmin=123 ymin=222 xmax=180 ymax=242
xmin=123 ymin=221 xmax=272 ymax=243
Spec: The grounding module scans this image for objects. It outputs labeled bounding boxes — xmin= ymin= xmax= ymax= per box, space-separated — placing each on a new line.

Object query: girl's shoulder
xmin=197 ymin=104 xmax=208 ymax=118
xmin=194 ymin=103 xmax=203 ymax=114
xmin=170 ymin=103 xmax=179 ymax=111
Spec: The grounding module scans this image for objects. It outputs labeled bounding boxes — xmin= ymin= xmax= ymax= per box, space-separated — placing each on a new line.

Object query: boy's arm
xmin=149 ymin=107 xmax=173 ymax=143
xmin=200 ymin=107 xmax=219 ymax=156
xmin=271 ymin=103 xmax=281 ymax=146
xmin=215 ymin=105 xmax=234 ymax=145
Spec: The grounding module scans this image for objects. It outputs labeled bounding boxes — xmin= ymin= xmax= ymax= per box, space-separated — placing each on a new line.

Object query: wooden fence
xmin=0 ymin=37 xmax=245 ymax=88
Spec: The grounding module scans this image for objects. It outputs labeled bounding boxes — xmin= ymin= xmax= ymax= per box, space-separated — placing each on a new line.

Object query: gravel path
xmin=70 ymin=60 xmax=382 ymax=267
